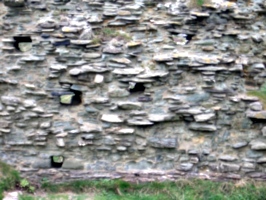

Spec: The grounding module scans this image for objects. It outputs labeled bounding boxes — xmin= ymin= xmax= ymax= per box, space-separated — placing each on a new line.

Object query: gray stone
xmin=148 ymin=137 xmax=177 ymax=148
xmin=108 ymin=87 xmax=130 ymax=97
xmin=148 ymin=114 xmax=176 ymax=122
xmin=194 ymin=113 xmax=215 ymax=122
xmin=250 ymin=139 xmax=266 ymax=150
xmin=4 ymin=0 xmax=24 ymax=7
xmin=189 ymin=123 xmax=217 ymax=132
xmin=257 ymin=157 xmax=266 ymax=163
xmin=246 ymin=110 xmax=266 ymax=120
xmin=101 ymin=114 xmax=124 ymax=123
xmin=80 ymin=123 xmax=102 ymax=133
xmin=62 ymin=158 xmax=84 ymax=169
xmin=219 ymin=155 xmax=238 ymax=162
xmin=220 ymin=163 xmax=240 ymax=172
xmin=117 ymin=102 xmax=142 ymax=110
xmin=177 ymin=163 xmax=193 ymax=171
xmin=126 ymin=160 xmax=153 ymax=170
xmin=249 ymin=102 xmax=263 ymax=111
xmin=1 ymin=96 xmax=21 ymax=106
xmin=232 ymin=141 xmax=248 ymax=149
xmin=32 ymin=159 xmax=51 ymax=168
xmin=127 ymin=118 xmax=153 ymax=126
xmin=262 ymin=126 xmax=266 ymax=137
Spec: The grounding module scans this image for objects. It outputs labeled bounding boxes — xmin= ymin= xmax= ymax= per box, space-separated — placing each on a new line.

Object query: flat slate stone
xmin=250 ymin=139 xmax=266 ymax=150
xmin=101 ymin=114 xmax=124 ymax=123
xmin=117 ymin=102 xmax=142 ymax=110
xmin=246 ymin=110 xmax=266 ymax=119
xmin=189 ymin=123 xmax=217 ymax=132
xmin=148 ymin=137 xmax=177 ymax=148
xmin=194 ymin=113 xmax=215 ymax=122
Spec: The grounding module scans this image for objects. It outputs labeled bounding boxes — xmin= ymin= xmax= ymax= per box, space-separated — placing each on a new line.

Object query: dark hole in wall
xmin=185 ymin=34 xmax=195 ymax=44
xmin=13 ymin=36 xmax=32 ymax=51
xmin=59 ymin=89 xmax=82 ymax=106
xmin=129 ymin=83 xmax=145 ymax=93
xmin=51 ymin=156 xmax=64 ymax=168
xmin=250 ymin=118 xmax=266 ymax=124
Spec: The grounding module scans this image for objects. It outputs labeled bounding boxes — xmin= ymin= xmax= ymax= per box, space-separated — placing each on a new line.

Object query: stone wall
xmin=1 ymin=0 xmax=266 ymax=182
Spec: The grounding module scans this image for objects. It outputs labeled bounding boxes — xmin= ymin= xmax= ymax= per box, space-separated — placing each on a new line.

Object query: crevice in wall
xmin=51 ymin=156 xmax=64 ymax=168
xmin=13 ymin=36 xmax=32 ymax=51
xmin=59 ymin=89 xmax=82 ymax=106
xmin=129 ymin=83 xmax=145 ymax=93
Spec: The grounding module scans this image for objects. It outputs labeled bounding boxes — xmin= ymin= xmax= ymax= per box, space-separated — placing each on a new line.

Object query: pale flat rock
xmin=112 ymin=68 xmax=144 ymax=75
xmin=246 ymin=110 xmax=266 ymax=119
xmin=56 ymin=138 xmax=65 ymax=147
xmin=3 ymin=191 xmax=22 ymax=200
xmin=1 ymin=96 xmax=21 ymax=106
xmin=137 ymin=71 xmax=169 ymax=78
xmin=189 ymin=123 xmax=217 ymax=132
xmin=176 ymin=108 xmax=204 ymax=115
xmin=250 ymin=139 xmax=266 ymax=150
xmin=111 ymin=57 xmax=131 ymax=64
xmin=194 ymin=113 xmax=215 ymax=122
xmin=117 ymin=128 xmax=135 ymax=134
xmin=94 ymin=74 xmax=104 ymax=83
xmin=148 ymin=114 xmax=175 ymax=122
xmin=50 ymin=64 xmax=67 ymax=71
xmin=153 ymin=54 xmax=173 ymax=62
xmin=80 ymin=123 xmax=102 ymax=133
xmin=70 ymin=40 xmax=93 ymax=45
xmin=62 ymin=27 xmax=81 ymax=33
xmin=20 ymin=56 xmax=45 ymax=62
xmin=101 ymin=114 xmax=124 ymax=123
xmin=126 ymin=41 xmax=142 ymax=47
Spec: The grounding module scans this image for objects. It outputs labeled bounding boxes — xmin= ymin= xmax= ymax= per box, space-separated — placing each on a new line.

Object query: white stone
xmin=94 ymin=74 xmax=104 ymax=83
xmin=117 ymin=128 xmax=135 ymax=134
xmin=56 ymin=138 xmax=65 ymax=147
xmin=101 ymin=114 xmax=124 ymax=123
xmin=194 ymin=113 xmax=215 ymax=122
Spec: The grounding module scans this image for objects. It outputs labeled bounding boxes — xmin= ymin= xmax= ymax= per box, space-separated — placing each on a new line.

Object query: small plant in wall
xmin=188 ymin=0 xmax=212 ymax=8
xmin=20 ymin=178 xmax=35 ymax=193
xmin=247 ymin=82 xmax=266 ymax=108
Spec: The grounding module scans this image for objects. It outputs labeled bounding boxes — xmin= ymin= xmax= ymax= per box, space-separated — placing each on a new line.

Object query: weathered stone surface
xmin=101 ymin=114 xmax=124 ymax=123
xmin=246 ymin=111 xmax=266 ymax=120
xmin=194 ymin=113 xmax=215 ymax=122
xmin=188 ymin=123 xmax=217 ymax=132
xmin=2 ymin=0 xmax=266 ymax=183
xmin=177 ymin=163 xmax=193 ymax=171
xmin=148 ymin=137 xmax=177 ymax=148
xmin=1 ymin=96 xmax=21 ymax=106
xmin=80 ymin=123 xmax=102 ymax=133
xmin=4 ymin=0 xmax=24 ymax=7
xmin=117 ymin=102 xmax=142 ymax=110
xmin=250 ymin=139 xmax=266 ymax=150
xmin=249 ymin=102 xmax=263 ymax=111
xmin=62 ymin=158 xmax=84 ymax=169
xmin=220 ymin=163 xmax=240 ymax=172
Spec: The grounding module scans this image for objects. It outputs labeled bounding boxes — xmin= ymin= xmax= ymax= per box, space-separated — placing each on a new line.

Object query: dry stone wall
xmin=1 ymin=0 xmax=266 ymax=182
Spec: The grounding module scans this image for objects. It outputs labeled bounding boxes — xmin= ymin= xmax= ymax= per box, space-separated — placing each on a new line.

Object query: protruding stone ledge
xmin=4 ymin=0 xmax=25 ymax=7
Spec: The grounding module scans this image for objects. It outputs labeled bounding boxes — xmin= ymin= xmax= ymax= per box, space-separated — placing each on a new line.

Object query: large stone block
xmin=4 ymin=0 xmax=25 ymax=7
xmin=62 ymin=158 xmax=84 ymax=169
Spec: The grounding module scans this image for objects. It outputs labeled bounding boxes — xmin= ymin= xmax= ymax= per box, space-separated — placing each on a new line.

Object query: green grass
xmin=17 ymin=178 xmax=266 ymax=200
xmin=0 ymin=161 xmax=21 ymax=199
xmin=1 ymin=160 xmax=266 ymax=200
xmin=247 ymin=82 xmax=266 ymax=108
